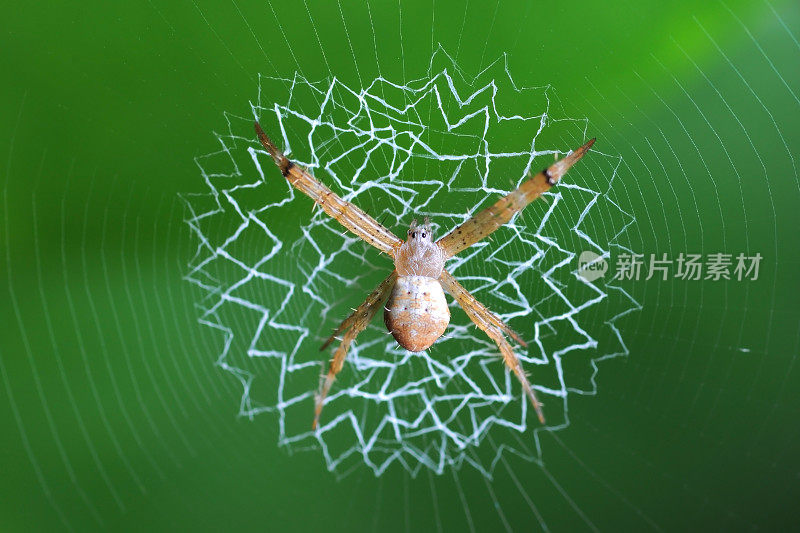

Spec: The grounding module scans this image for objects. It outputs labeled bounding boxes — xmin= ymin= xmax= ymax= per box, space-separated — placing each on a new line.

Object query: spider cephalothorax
xmin=395 ymin=218 xmax=445 ymax=278
xmin=255 ymin=122 xmax=595 ymax=429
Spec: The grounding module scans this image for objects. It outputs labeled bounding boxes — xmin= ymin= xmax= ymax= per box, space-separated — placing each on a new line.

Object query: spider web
xmin=183 ymin=47 xmax=639 ymax=477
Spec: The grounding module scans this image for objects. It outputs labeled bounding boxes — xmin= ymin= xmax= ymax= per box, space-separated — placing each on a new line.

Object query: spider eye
xmin=411 ymin=232 xmax=416 ymax=238
xmin=421 ymin=232 xmax=426 ymax=238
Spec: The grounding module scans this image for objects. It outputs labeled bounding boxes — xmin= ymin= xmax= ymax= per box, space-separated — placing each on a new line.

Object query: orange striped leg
xmin=255 ymin=122 xmax=403 ymax=257
xmin=437 ymin=138 xmax=595 ymax=258
xmin=439 ymin=269 xmax=545 ymax=424
xmin=314 ymin=271 xmax=397 ymax=430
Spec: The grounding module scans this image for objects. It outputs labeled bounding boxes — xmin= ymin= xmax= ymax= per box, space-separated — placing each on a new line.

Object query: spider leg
xmin=314 ymin=271 xmax=398 ymax=430
xmin=255 ymin=122 xmax=403 ymax=257
xmin=439 ymin=269 xmax=545 ymax=424
xmin=439 ymin=271 xmax=527 ymax=347
xmin=436 ymin=138 xmax=595 ymax=258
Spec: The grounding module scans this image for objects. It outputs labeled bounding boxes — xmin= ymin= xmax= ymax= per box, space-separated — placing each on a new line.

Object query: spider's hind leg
xmin=315 ymin=271 xmax=398 ymax=430
xmin=439 ymin=269 xmax=545 ymax=424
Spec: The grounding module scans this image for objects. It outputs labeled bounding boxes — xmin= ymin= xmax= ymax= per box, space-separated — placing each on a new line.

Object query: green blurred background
xmin=2 ymin=0 xmax=799 ymax=530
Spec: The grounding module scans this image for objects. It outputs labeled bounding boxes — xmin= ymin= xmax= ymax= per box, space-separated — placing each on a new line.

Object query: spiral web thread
xmin=183 ymin=47 xmax=639 ymax=477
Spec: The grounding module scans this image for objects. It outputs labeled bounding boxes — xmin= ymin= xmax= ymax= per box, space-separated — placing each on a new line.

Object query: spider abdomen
xmin=384 ymin=276 xmax=450 ymax=352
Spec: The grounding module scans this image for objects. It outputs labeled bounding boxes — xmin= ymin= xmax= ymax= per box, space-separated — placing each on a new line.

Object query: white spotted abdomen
xmin=384 ymin=276 xmax=450 ymax=352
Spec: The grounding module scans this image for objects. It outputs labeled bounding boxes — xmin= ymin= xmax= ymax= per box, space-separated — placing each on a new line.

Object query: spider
xmin=254 ymin=122 xmax=595 ymax=429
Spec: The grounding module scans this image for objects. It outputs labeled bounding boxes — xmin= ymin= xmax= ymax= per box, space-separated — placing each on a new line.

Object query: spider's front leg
xmin=436 ymin=138 xmax=595 ymax=258
xmin=314 ymin=271 xmax=398 ymax=430
xmin=255 ymin=122 xmax=403 ymax=256
xmin=439 ymin=269 xmax=545 ymax=424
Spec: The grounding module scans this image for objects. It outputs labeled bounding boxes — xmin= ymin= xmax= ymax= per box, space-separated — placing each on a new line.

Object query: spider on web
xmin=255 ymin=122 xmax=595 ymax=430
